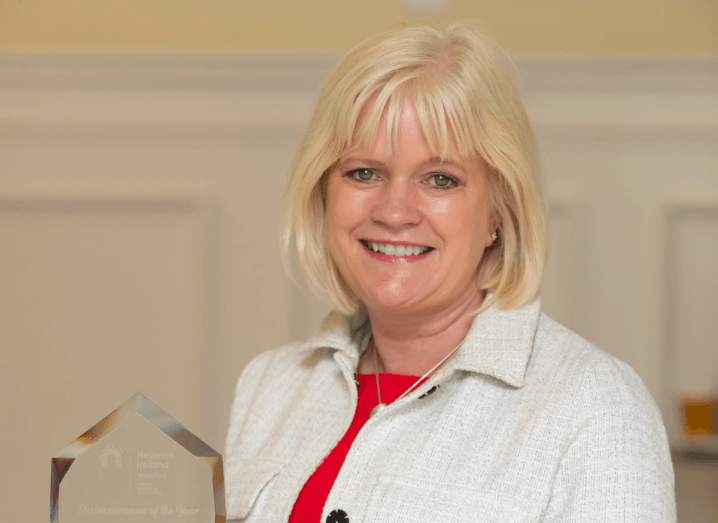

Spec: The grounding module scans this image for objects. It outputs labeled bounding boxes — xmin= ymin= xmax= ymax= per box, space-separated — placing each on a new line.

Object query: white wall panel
xmin=0 ymin=196 xmax=210 ymax=520
xmin=541 ymin=202 xmax=592 ymax=337
xmin=0 ymin=53 xmax=716 ymax=522
xmin=664 ymin=208 xmax=718 ymax=444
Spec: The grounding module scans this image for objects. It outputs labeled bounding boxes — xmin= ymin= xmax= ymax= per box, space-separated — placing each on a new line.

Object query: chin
xmin=361 ymin=289 xmax=428 ymax=314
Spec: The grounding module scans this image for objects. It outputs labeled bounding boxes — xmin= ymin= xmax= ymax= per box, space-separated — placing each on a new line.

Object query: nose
xmin=370 ymin=178 xmax=422 ymax=229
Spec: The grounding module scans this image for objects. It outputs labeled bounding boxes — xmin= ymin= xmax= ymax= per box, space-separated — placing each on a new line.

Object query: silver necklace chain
xmin=370 ymin=340 xmax=463 ymax=418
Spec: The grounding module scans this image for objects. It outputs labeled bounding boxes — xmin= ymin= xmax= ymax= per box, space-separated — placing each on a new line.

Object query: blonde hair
xmin=284 ymin=22 xmax=547 ymax=315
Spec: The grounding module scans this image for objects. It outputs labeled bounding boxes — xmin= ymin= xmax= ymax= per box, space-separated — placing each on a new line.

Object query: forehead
xmin=344 ymin=96 xmax=462 ymax=162
xmin=346 ymin=88 xmax=472 ymax=163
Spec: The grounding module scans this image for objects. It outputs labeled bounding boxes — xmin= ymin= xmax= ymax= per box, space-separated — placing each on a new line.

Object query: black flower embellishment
xmin=326 ymin=509 xmax=349 ymax=523
xmin=419 ymin=385 xmax=439 ymax=399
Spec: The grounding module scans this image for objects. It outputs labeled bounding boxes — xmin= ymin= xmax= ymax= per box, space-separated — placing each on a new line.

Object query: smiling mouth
xmin=360 ymin=240 xmax=434 ymax=257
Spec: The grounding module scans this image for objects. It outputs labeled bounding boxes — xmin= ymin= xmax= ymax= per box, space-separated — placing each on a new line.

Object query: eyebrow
xmin=339 ymin=155 xmax=386 ymax=167
xmin=340 ymin=155 xmax=460 ymax=169
xmin=421 ymin=156 xmax=458 ymax=168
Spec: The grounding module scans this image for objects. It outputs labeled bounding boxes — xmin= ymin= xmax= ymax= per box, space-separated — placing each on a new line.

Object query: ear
xmin=486 ymin=211 xmax=500 ymax=247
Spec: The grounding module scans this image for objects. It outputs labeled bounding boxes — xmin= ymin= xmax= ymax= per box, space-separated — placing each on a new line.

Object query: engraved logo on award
xmin=51 ymin=393 xmax=225 ymax=522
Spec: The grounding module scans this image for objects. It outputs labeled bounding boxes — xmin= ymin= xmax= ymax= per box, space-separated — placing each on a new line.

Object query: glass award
xmin=51 ymin=393 xmax=225 ymax=522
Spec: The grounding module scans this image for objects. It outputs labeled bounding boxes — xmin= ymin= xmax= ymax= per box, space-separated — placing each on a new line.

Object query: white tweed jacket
xmin=224 ymin=300 xmax=676 ymax=522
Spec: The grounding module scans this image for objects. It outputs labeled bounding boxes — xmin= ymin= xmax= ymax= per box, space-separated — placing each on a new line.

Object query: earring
xmin=491 ymin=231 xmax=498 ymax=242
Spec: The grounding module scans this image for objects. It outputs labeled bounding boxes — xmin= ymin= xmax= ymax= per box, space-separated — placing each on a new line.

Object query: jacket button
xmin=326 ymin=509 xmax=349 ymax=523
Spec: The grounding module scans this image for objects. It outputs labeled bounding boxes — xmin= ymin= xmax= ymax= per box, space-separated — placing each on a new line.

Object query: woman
xmin=225 ymin=23 xmax=675 ymax=522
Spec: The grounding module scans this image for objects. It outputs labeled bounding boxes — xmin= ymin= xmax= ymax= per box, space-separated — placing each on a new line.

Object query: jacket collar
xmin=445 ymin=299 xmax=540 ymax=388
xmin=297 ymin=299 xmax=541 ymax=389
xmin=296 ymin=308 xmax=369 ymax=362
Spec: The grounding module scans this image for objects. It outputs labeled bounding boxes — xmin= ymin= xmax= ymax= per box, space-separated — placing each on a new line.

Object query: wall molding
xmin=0 ymin=54 xmax=338 ymax=91
xmin=513 ymin=54 xmax=718 ymax=95
xmin=1 ymin=53 xmax=716 ymax=144
xmin=662 ymin=205 xmax=718 ymax=447
xmin=0 ymin=191 xmax=216 ymax=422
xmin=1 ymin=53 xmax=715 ymax=93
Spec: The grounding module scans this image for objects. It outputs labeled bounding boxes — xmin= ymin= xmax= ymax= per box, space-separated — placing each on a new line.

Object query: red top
xmin=288 ymin=373 xmax=421 ymax=523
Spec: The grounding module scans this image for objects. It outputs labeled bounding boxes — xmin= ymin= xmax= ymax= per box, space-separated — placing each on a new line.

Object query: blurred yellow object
xmin=681 ymin=396 xmax=717 ymax=437
xmin=0 ymin=0 xmax=717 ymax=52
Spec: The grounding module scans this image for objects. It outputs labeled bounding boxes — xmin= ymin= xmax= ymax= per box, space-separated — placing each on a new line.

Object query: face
xmin=325 ymin=97 xmax=496 ymax=317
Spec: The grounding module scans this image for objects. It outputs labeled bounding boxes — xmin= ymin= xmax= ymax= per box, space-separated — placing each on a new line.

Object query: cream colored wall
xmin=1 ymin=0 xmax=716 ymax=52
xmin=2 ymin=54 xmax=717 ymax=522
xmin=2 ymin=2 xmax=717 ymax=521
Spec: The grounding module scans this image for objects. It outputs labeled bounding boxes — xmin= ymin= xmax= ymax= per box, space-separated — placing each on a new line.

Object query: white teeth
xmin=367 ymin=242 xmax=429 ymax=257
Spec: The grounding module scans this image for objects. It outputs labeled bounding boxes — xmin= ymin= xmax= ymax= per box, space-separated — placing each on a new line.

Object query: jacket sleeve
xmin=224 ymin=349 xmax=285 ymax=521
xmin=543 ymin=357 xmax=676 ymax=522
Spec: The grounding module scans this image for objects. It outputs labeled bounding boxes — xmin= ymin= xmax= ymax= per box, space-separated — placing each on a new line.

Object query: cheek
xmin=325 ymin=179 xmax=347 ymax=229
xmin=444 ymin=200 xmax=492 ymax=264
xmin=325 ymin=207 xmax=349 ymax=262
xmin=325 ymin=183 xmax=367 ymax=259
xmin=327 ymin=184 xmax=371 ymax=229
xmin=432 ymin=198 xmax=488 ymax=240
xmin=424 ymin=197 xmax=453 ymax=217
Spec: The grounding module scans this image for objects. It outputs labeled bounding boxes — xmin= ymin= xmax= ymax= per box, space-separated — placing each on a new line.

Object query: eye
xmin=429 ymin=174 xmax=456 ymax=189
xmin=348 ymin=168 xmax=377 ymax=183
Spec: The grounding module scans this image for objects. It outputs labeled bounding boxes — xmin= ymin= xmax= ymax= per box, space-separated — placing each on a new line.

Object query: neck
xmin=359 ymin=287 xmax=485 ymax=376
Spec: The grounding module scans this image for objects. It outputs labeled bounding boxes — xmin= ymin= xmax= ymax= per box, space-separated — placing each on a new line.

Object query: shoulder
xmin=533 ymin=313 xmax=672 ymax=476
xmin=239 ymin=341 xmax=315 ymax=375
xmin=532 ymin=317 xmax=675 ymax=519
xmin=533 ymin=313 xmax=659 ymax=419
xmin=228 ymin=310 xmax=364 ymax=418
xmin=224 ymin=339 xmax=345 ymax=462
xmin=230 ymin=341 xmax=335 ymax=403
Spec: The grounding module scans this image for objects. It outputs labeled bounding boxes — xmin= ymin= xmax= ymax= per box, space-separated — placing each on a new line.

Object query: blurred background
xmin=0 ymin=0 xmax=716 ymax=521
